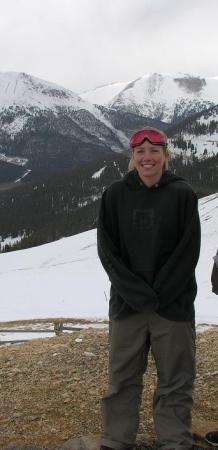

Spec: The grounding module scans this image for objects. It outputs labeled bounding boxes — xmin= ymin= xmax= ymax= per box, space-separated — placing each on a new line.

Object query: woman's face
xmin=132 ymin=140 xmax=167 ymax=186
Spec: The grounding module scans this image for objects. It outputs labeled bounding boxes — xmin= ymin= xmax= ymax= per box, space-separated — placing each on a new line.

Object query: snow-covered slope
xmin=169 ymin=104 xmax=218 ymax=158
xmin=80 ymin=80 xmax=132 ymax=106
xmin=0 ymin=72 xmax=83 ymax=111
xmin=0 ymin=193 xmax=217 ymax=324
xmin=80 ymin=73 xmax=218 ymax=123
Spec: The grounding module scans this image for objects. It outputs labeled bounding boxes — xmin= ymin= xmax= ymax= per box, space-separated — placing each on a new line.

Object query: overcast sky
xmin=0 ymin=0 xmax=218 ymax=94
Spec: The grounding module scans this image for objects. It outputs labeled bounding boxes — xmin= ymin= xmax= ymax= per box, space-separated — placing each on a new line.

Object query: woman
xmin=97 ymin=126 xmax=201 ymax=450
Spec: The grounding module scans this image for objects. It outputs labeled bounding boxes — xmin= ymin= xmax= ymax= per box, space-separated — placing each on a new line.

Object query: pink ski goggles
xmin=130 ymin=127 xmax=168 ymax=148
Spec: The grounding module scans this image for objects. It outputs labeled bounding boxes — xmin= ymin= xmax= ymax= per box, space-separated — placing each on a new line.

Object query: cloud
xmin=0 ymin=0 xmax=218 ymax=92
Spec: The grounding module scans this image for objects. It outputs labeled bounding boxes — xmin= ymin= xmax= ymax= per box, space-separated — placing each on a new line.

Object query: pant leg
xmin=150 ymin=312 xmax=195 ymax=450
xmin=101 ymin=313 xmax=150 ymax=450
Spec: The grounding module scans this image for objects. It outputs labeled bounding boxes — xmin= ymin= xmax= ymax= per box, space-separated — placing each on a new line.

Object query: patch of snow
xmin=196 ymin=324 xmax=217 ymax=333
xmin=92 ymin=166 xmax=106 ymax=179
xmin=78 ymin=200 xmax=88 ymax=207
xmin=0 ymin=331 xmax=54 ymax=343
xmin=0 ymin=153 xmax=28 ymax=166
xmin=14 ymin=169 xmax=31 ymax=183
xmin=170 ymin=133 xmax=218 ymax=158
xmin=1 ymin=233 xmax=25 ymax=248
xmin=1 ymin=115 xmax=29 ymax=138
xmin=90 ymin=194 xmax=102 ymax=201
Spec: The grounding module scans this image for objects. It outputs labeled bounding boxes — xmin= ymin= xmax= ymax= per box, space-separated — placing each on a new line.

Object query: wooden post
xmin=54 ymin=320 xmax=63 ymax=335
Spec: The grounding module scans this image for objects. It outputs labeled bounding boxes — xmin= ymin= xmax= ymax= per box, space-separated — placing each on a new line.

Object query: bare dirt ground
xmin=0 ymin=323 xmax=217 ymax=449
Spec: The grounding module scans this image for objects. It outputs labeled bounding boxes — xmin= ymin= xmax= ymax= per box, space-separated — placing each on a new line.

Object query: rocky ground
xmin=0 ymin=324 xmax=217 ymax=449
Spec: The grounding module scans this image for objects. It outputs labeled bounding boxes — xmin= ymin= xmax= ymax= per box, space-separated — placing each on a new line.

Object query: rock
xmin=60 ymin=434 xmax=100 ymax=449
xmin=84 ymin=351 xmax=96 ymax=357
xmin=59 ymin=434 xmax=153 ymax=450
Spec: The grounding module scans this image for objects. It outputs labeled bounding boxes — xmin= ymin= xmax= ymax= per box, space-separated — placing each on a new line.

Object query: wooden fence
xmin=0 ymin=320 xmax=83 ymax=345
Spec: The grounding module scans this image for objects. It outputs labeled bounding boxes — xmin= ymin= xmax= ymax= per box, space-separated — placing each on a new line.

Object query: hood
xmin=124 ymin=169 xmax=186 ymax=191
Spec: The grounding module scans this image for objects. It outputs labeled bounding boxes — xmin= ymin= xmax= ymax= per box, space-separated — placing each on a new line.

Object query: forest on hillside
xmin=0 ymin=153 xmax=218 ymax=253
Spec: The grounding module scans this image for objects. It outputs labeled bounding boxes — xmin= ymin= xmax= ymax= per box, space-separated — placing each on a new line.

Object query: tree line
xmin=0 ymin=152 xmax=218 ymax=253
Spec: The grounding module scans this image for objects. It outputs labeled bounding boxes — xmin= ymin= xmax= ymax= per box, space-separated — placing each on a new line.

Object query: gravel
xmin=0 ymin=326 xmax=217 ymax=449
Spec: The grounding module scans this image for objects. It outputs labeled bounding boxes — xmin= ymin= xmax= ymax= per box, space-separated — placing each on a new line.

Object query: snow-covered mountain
xmin=80 ymin=73 xmax=218 ymax=123
xmin=1 ymin=71 xmax=218 ymax=185
xmin=0 ymin=72 xmax=128 ymax=174
xmin=0 ymin=192 xmax=217 ymax=324
xmin=0 ymin=71 xmax=84 ymax=111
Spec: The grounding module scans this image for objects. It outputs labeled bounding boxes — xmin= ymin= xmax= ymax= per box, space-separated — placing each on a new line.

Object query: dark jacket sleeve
xmin=153 ymin=190 xmax=201 ymax=306
xmin=211 ymin=251 xmax=218 ymax=295
xmin=97 ymin=189 xmax=158 ymax=312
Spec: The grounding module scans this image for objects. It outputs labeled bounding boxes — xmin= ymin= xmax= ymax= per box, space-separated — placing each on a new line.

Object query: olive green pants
xmin=101 ymin=311 xmax=195 ymax=450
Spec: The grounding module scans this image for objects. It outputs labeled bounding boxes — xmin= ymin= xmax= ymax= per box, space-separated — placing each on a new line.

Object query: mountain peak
xmin=80 ymin=72 xmax=218 ymax=122
xmin=0 ymin=71 xmax=82 ymax=111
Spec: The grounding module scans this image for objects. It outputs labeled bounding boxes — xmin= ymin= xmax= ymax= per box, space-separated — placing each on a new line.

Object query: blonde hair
xmin=128 ymin=146 xmax=171 ymax=172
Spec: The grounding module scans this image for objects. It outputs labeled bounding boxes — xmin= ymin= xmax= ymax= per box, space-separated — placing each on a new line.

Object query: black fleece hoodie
xmin=97 ymin=170 xmax=201 ymax=321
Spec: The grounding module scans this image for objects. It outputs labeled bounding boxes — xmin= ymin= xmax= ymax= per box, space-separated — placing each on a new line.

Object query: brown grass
xmin=0 ymin=326 xmax=217 ymax=449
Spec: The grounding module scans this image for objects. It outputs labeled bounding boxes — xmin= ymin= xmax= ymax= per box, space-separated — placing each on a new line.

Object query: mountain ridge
xmin=0 ymin=71 xmax=129 ymax=175
xmin=0 ymin=71 xmax=218 ymax=185
xmin=80 ymin=72 xmax=218 ymax=122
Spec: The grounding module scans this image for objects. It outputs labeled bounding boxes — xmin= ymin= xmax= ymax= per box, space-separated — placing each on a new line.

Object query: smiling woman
xmin=129 ymin=127 xmax=169 ymax=188
xmin=97 ymin=125 xmax=201 ymax=450
xmin=128 ymin=126 xmax=171 ymax=179
xmin=132 ymin=141 xmax=168 ymax=187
